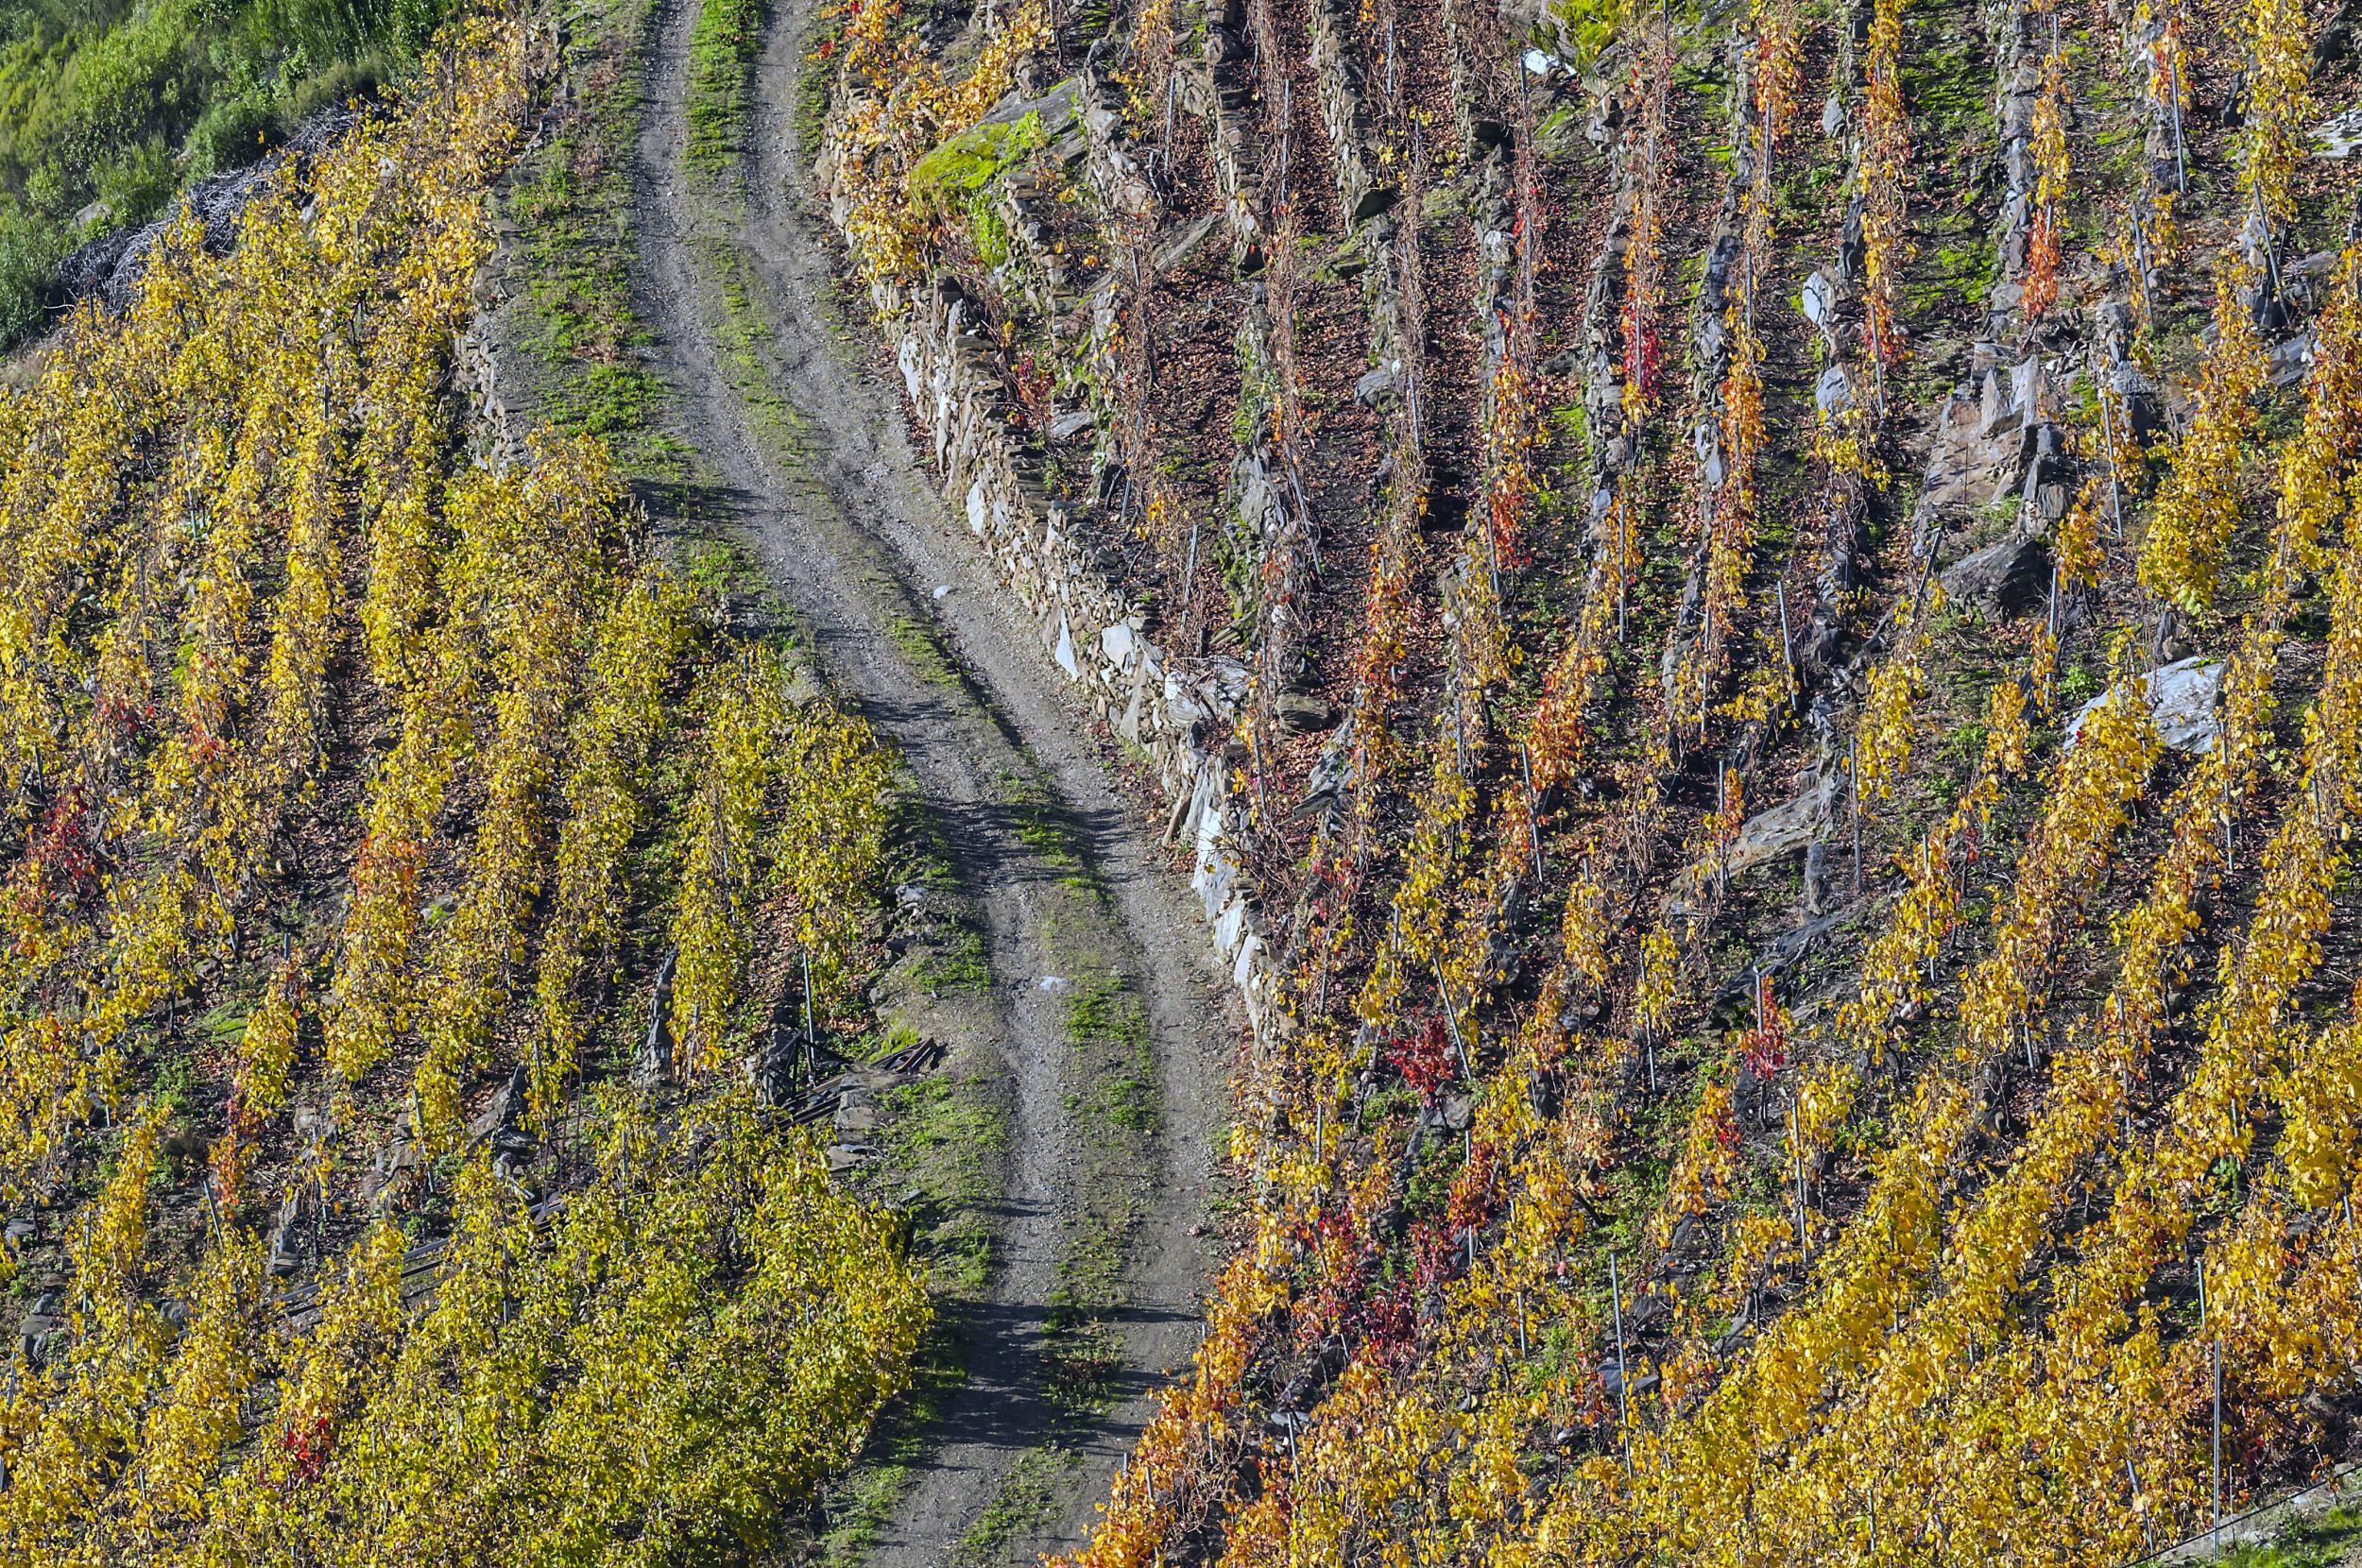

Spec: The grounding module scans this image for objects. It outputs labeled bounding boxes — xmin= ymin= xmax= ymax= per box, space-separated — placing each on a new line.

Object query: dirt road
xmin=625 ymin=0 xmax=1227 ymax=1559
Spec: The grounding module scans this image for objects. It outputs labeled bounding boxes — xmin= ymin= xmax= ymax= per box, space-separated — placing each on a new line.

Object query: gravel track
xmin=625 ymin=1 xmax=1229 ymax=1559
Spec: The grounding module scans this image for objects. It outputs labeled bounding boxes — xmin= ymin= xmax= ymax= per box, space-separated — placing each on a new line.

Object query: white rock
xmin=899 ymin=337 xmax=924 ymax=402
xmin=2067 ymin=656 xmax=2225 ymax=756
xmin=2316 ymin=106 xmax=2362 ymax=159
xmin=1814 ymin=363 xmax=1852 ymax=418
xmin=1212 ymin=897 xmax=1246 ymax=960
xmin=1234 ymin=930 xmax=1264 ymax=990
xmin=1802 ymin=269 xmax=1837 ymax=327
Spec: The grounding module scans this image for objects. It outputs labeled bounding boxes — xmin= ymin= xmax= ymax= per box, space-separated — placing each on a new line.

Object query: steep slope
xmin=0 ymin=15 xmax=939 ymax=1559
xmin=804 ymin=0 xmax=2362 ymax=1562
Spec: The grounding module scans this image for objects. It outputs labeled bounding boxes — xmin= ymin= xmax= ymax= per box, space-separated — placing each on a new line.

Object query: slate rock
xmin=1813 ymin=364 xmax=1853 ymax=418
xmin=1939 ymin=533 xmax=2052 ymax=618
xmin=1801 ymin=268 xmax=1838 ymax=328
xmin=1274 ymin=690 xmax=1337 ymax=735
xmin=2271 ymin=331 xmax=2318 ymax=388
xmin=632 ymin=946 xmax=680 ymax=1092
xmin=2067 ymin=656 xmax=2226 ymax=756
xmin=2316 ymin=104 xmax=2362 ymax=157
xmin=1728 ymin=789 xmax=1826 ymax=877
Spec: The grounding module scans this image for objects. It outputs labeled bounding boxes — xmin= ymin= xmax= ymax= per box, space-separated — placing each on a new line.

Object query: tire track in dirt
xmin=626 ymin=1 xmax=1230 ymax=1560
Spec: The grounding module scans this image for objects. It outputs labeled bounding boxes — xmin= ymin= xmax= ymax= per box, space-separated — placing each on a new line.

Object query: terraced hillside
xmin=6 ymin=0 xmax=2362 ymax=1559
xmin=806 ymin=0 xmax=2362 ymax=1559
xmin=0 ymin=17 xmax=944 ymax=1561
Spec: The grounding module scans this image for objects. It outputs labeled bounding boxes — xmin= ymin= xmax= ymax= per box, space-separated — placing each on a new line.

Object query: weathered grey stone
xmin=19 ymin=1294 xmax=57 ymax=1367
xmin=1155 ymin=211 xmax=1224 ymax=274
xmin=1693 ymin=420 xmax=1725 ymax=489
xmin=1940 ymin=533 xmax=2051 ymax=617
xmin=1728 ymin=788 xmax=1826 ymax=877
xmin=1980 ymin=366 xmax=2024 ymax=438
xmin=1803 ymin=838 xmax=1834 ymax=914
xmin=266 ymin=1186 xmax=312 ymax=1277
xmin=2068 ymin=656 xmax=2226 ymax=756
xmin=2271 ymin=330 xmax=2318 ymax=387
xmin=631 ymin=946 xmax=679 ymax=1092
xmin=1801 ymin=268 xmax=1838 ymax=327
xmin=1813 ymin=364 xmax=1852 ymax=418
xmin=2316 ymin=104 xmax=2362 ymax=157
xmin=1918 ymin=387 xmax=2028 ymax=530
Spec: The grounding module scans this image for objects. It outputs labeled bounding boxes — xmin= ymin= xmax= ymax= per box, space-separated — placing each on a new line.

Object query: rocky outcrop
xmin=2067 ymin=656 xmax=2226 ymax=756
xmin=56 ymin=106 xmax=361 ymax=312
xmin=1940 ymin=530 xmax=2052 ymax=618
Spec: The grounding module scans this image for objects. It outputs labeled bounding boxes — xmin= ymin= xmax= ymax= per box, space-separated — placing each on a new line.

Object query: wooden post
xmin=1617 ymin=503 xmax=1628 ymax=644
xmin=2128 ymin=1453 xmax=2155 ymax=1556
xmin=1433 ymin=957 xmax=1473 ymax=1082
xmin=1717 ymin=761 xmax=1728 ymax=896
xmin=1276 ymin=78 xmax=1290 ymax=208
xmin=2213 ymin=1333 xmax=2224 ymax=1541
xmin=1485 ymin=481 xmax=1504 ymax=606
xmin=1610 ymin=1252 xmax=1632 ymax=1475
xmin=1701 ymin=600 xmax=1715 ymax=733
xmin=1850 ymin=738 xmax=1862 ymax=893
xmin=1924 ymin=841 xmax=1936 ymax=983
xmin=1520 ymin=742 xmax=1546 ymax=880
xmin=2098 ymin=387 xmax=2125 ymax=538
xmin=2167 ymin=47 xmax=2188 ymax=192
xmin=1776 ymin=577 xmax=1796 ymax=709
xmin=1180 ymin=512 xmax=1203 ymax=631
xmin=1791 ymin=1099 xmax=1808 ymax=1255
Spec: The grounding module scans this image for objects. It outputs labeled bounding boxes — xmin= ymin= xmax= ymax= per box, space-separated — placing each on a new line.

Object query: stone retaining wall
xmin=869 ymin=272 xmax=1284 ymax=1038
